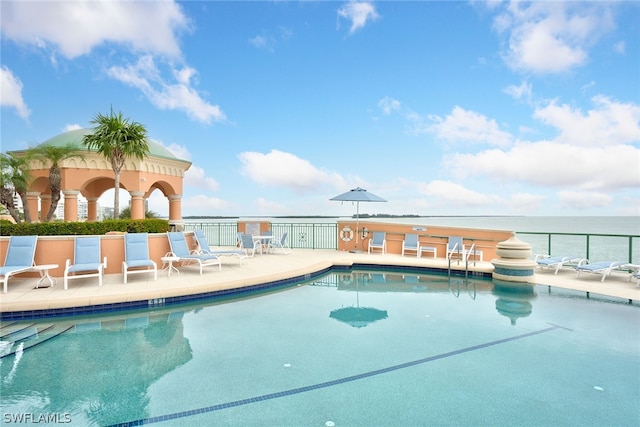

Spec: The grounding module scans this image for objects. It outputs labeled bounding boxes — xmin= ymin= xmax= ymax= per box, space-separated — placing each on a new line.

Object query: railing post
xmin=586 ymin=235 xmax=590 ymax=261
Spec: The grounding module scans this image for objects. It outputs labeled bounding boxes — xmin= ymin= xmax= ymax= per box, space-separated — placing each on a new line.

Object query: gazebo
xmin=10 ymin=128 xmax=192 ymax=224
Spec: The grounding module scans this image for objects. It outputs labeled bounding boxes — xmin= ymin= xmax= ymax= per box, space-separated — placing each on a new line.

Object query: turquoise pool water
xmin=1 ymin=270 xmax=639 ymax=426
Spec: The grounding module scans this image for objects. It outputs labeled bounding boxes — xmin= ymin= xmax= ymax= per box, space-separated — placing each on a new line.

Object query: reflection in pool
xmin=1 ymin=270 xmax=638 ymax=426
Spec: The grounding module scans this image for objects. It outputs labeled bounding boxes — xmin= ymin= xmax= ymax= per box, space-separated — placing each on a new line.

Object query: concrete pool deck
xmin=1 ymin=249 xmax=638 ymax=315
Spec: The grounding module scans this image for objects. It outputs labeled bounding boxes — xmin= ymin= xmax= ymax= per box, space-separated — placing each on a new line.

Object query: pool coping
xmin=1 ymin=250 xmax=638 ymax=320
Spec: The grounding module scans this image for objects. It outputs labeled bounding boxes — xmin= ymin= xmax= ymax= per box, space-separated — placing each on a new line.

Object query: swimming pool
xmin=1 ymin=270 xmax=638 ymax=426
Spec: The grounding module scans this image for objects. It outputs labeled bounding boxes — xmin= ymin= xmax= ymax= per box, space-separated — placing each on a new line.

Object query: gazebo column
xmin=63 ymin=190 xmax=79 ymax=222
xmin=40 ymin=194 xmax=52 ymax=222
xmin=168 ymin=195 xmax=183 ymax=230
xmin=26 ymin=191 xmax=40 ymax=222
xmin=130 ymin=191 xmax=145 ymax=220
xmin=86 ymin=197 xmax=99 ymax=222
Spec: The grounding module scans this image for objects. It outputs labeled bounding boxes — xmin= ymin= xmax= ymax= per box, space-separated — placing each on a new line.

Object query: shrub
xmin=0 ymin=219 xmax=170 ymax=236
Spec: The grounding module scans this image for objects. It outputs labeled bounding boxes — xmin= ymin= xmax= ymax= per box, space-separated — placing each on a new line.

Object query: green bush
xmin=0 ymin=219 xmax=170 ymax=236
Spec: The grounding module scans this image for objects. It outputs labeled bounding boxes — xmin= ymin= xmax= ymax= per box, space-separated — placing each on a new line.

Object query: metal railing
xmin=516 ymin=231 xmax=640 ymax=264
xmin=182 ymin=222 xmax=239 ymax=246
xmin=181 ymin=221 xmax=639 ymax=263
xmin=183 ymin=221 xmax=339 ymax=249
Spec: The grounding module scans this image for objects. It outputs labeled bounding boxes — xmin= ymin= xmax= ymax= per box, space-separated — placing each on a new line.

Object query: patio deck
xmin=1 ymin=249 xmax=638 ymax=316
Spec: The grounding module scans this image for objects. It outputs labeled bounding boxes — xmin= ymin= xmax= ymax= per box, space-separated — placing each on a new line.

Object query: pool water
xmin=1 ymin=271 xmax=639 ymax=426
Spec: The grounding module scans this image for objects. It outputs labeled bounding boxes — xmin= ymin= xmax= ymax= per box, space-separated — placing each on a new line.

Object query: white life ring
xmin=340 ymin=226 xmax=354 ymax=242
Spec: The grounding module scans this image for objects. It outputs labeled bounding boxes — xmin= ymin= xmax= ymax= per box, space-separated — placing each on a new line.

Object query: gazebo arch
xmin=10 ymin=128 xmax=192 ymax=224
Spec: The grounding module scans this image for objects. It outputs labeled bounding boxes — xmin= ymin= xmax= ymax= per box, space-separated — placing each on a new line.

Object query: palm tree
xmin=82 ymin=109 xmax=150 ymax=219
xmin=32 ymin=144 xmax=84 ymax=222
xmin=118 ymin=206 xmax=160 ymax=219
xmin=0 ymin=152 xmax=34 ymax=222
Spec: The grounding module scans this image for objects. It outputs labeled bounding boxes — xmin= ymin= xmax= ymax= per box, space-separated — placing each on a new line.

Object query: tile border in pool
xmin=0 ymin=265 xmax=490 ymax=321
xmin=108 ymin=323 xmax=564 ymax=427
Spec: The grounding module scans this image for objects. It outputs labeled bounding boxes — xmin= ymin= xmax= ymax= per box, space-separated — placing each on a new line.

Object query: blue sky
xmin=1 ymin=1 xmax=639 ymax=218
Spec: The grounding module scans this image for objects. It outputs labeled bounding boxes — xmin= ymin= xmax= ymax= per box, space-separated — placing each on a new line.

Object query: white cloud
xmin=157 ymin=140 xmax=191 ymax=161
xmin=378 ymin=97 xmax=401 ymax=115
xmin=238 ymin=150 xmax=346 ymax=193
xmin=249 ymin=35 xmax=274 ymax=52
xmin=508 ymin=193 xmax=545 ymax=213
xmin=337 ymin=2 xmax=380 ymax=34
xmin=1 ymin=1 xmax=225 ymax=124
xmin=152 ymin=139 xmax=218 ymax=191
xmin=0 ymin=66 xmax=30 ymax=119
xmin=494 ymin=2 xmax=615 ymax=73
xmin=249 ymin=26 xmax=292 ymax=52
xmin=182 ymin=194 xmax=233 ymax=216
xmin=0 ymin=0 xmax=190 ymax=59
xmin=558 ymin=190 xmax=613 ymax=210
xmin=504 ymin=81 xmax=532 ymax=103
xmin=107 ymin=56 xmax=226 ymax=124
xmin=416 ymin=180 xmax=500 ymax=207
xmin=425 ymin=106 xmax=513 ymax=147
xmin=534 ymin=96 xmax=640 ymax=147
xmin=255 ymin=197 xmax=290 ymax=215
xmin=448 ymin=141 xmax=640 ymax=191
xmin=63 ymin=124 xmax=82 ymax=132
xmin=613 ymin=41 xmax=625 ymax=55
xmin=440 ymin=95 xmax=640 ymax=194
xmin=184 ymin=166 xmax=219 ymax=192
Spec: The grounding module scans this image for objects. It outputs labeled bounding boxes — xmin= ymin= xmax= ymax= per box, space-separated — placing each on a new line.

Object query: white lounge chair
xmin=535 ymin=255 xmax=583 ymax=275
xmin=0 ymin=235 xmax=38 ymax=293
xmin=64 ymin=236 xmax=107 ymax=289
xmin=269 ymin=232 xmax=291 ymax=254
xmin=194 ymin=229 xmax=247 ymax=262
xmin=446 ymin=236 xmax=464 ymax=261
xmin=122 ymin=233 xmax=157 ymax=284
xmin=402 ymin=234 xmax=419 ymax=257
xmin=575 ymin=260 xmax=622 ymax=282
xmin=239 ymin=233 xmax=261 ymax=257
xmin=167 ymin=232 xmax=221 ymax=274
xmin=368 ymin=232 xmax=386 ymax=254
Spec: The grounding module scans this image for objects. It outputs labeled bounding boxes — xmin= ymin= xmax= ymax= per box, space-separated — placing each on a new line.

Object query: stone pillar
xmin=40 ymin=194 xmax=52 ymax=222
xmin=86 ymin=197 xmax=99 ymax=222
xmin=63 ymin=190 xmax=80 ymax=222
xmin=168 ymin=195 xmax=183 ymax=231
xmin=130 ymin=191 xmax=145 ymax=220
xmin=491 ymin=232 xmax=537 ymax=283
xmin=26 ymin=192 xmax=40 ymax=222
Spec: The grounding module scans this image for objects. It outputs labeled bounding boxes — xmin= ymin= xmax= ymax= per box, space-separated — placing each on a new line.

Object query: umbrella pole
xmin=355 ymin=201 xmax=360 ymax=248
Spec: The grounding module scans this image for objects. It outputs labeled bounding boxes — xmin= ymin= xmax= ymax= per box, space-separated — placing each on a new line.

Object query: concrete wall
xmin=337 ymin=220 xmax=513 ymax=260
xmin=0 ymin=233 xmax=192 ymax=278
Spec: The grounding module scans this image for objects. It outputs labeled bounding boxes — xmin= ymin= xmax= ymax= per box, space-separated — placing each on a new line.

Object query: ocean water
xmin=275 ymin=216 xmax=638 ymax=235
xmin=369 ymin=216 xmax=639 ymax=235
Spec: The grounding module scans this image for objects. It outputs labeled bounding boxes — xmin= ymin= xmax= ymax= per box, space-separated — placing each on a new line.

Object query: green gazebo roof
xmin=38 ymin=128 xmax=182 ymax=162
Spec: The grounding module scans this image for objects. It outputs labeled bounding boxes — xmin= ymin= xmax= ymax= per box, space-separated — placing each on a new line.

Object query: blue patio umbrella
xmin=330 ymin=187 xmax=387 ymax=249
